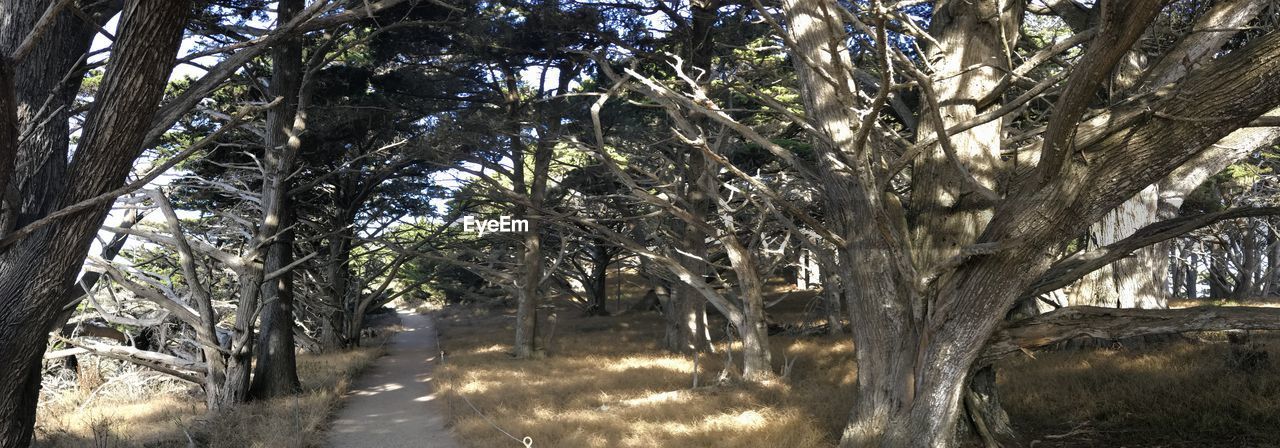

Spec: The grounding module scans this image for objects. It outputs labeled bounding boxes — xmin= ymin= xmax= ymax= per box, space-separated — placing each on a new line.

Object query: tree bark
xmin=722 ymin=231 xmax=773 ymax=381
xmin=1185 ymin=248 xmax=1199 ymax=299
xmin=981 ymin=305 xmax=1280 ymax=365
xmin=1070 ymin=185 xmax=1167 ymax=309
xmin=822 ymin=263 xmax=845 ymax=335
xmin=249 ymin=0 xmax=305 ymax=400
xmin=769 ymin=0 xmax=1280 ymax=446
xmin=250 ymin=200 xmax=302 ymax=398
xmin=0 ymin=0 xmax=188 ymax=444
xmin=322 ymin=215 xmax=356 ymax=350
xmin=585 ymin=243 xmax=611 ymax=315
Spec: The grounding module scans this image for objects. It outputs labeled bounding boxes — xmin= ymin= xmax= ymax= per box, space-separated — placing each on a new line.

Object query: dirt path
xmin=328 ymin=310 xmax=460 ymax=448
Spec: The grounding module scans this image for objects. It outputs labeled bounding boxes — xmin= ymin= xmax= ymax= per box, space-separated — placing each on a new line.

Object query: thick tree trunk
xmin=0 ymin=0 xmax=189 ymax=444
xmin=1262 ymin=238 xmax=1280 ymax=297
xmin=0 ymin=330 xmax=48 ymax=447
xmin=250 ymin=201 xmax=302 ymax=398
xmin=727 ymin=244 xmax=773 ymax=381
xmin=1209 ymin=245 xmax=1232 ymax=298
xmin=322 ymin=221 xmax=355 ymax=351
xmin=0 ymin=1 xmax=115 ymax=234
xmin=1071 ymin=185 xmax=1167 ymax=309
xmin=671 ymin=265 xmax=709 ymax=353
xmin=667 ymin=143 xmax=713 ymax=354
xmin=514 ymin=116 xmax=559 ymax=358
xmin=963 ymin=366 xmax=1019 ymax=447
xmin=1233 ymin=226 xmax=1261 ymax=300
xmin=909 ymin=1 xmax=1023 ymax=445
xmin=661 ymin=0 xmax=721 ymax=356
xmin=514 ymin=221 xmax=544 ymax=358
xmin=218 ymin=6 xmax=307 ymax=404
xmin=822 ymin=264 xmax=845 ymax=335
xmin=249 ymin=0 xmax=305 ymax=400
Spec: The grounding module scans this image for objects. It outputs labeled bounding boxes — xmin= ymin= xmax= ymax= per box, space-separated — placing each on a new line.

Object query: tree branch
xmin=51 ymin=334 xmax=205 ymax=383
xmin=980 ymin=305 xmax=1280 ymax=366
xmin=1037 ymin=0 xmax=1168 ymax=183
xmin=1023 ymin=207 xmax=1280 ymax=299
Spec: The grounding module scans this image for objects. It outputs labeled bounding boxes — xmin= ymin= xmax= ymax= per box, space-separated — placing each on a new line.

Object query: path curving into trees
xmin=327 ymin=310 xmax=458 ymax=448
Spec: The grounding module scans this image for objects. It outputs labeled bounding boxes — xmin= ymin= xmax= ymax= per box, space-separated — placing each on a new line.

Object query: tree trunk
xmin=322 ymin=220 xmax=355 ymax=351
xmin=1233 ymin=225 xmax=1260 ymax=300
xmin=1262 ymin=237 xmax=1280 ymax=297
xmin=822 ymin=263 xmax=845 ymax=335
xmin=1186 ymin=249 xmax=1199 ymax=299
xmin=514 ymin=102 xmax=561 ymax=357
xmin=250 ymin=200 xmax=302 ymax=398
xmin=963 ymin=366 xmax=1020 ymax=447
xmin=1210 ymin=245 xmax=1232 ymax=298
xmin=585 ymin=243 xmax=610 ymax=315
xmin=1071 ymin=185 xmax=1167 ymax=309
xmin=249 ymin=0 xmax=305 ymax=400
xmin=907 ymin=0 xmax=1024 ymax=445
xmin=667 ymin=144 xmax=712 ymax=354
xmin=693 ymin=0 xmax=1280 ymax=444
xmin=0 ymin=0 xmax=115 ymax=234
xmin=725 ymin=239 xmax=773 ymax=381
xmin=0 ymin=0 xmax=189 ymax=444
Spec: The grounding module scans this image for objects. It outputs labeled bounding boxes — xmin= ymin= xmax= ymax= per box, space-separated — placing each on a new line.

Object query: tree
xmin=772 ymin=1 xmax=1280 ymax=445
xmin=592 ymin=0 xmax=1280 ymax=444
xmin=0 ymin=1 xmax=413 ymax=442
xmin=0 ymin=1 xmax=190 ymax=444
xmin=250 ymin=0 xmax=306 ymax=399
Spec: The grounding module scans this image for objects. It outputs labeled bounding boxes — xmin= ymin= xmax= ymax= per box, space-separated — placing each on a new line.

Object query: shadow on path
xmin=328 ymin=310 xmax=460 ymax=448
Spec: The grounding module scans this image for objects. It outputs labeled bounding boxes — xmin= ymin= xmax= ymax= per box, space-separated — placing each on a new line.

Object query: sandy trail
xmin=327 ymin=310 xmax=460 ymax=448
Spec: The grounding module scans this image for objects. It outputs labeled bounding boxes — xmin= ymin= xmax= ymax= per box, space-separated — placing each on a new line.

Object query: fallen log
xmin=980 ymin=305 xmax=1280 ymax=366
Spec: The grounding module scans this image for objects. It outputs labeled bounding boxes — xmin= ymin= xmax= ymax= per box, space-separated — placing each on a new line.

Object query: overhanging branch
xmin=980 ymin=305 xmax=1280 ymax=366
xmin=1022 ymin=207 xmax=1280 ymax=299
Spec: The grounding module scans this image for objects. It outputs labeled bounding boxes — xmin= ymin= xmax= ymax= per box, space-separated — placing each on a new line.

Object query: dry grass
xmin=35 ymin=334 xmax=391 ymax=448
xmin=434 ymin=304 xmax=850 ymax=448
xmin=1000 ymin=333 xmax=1280 ymax=447
xmin=436 ymin=293 xmax=1280 ymax=448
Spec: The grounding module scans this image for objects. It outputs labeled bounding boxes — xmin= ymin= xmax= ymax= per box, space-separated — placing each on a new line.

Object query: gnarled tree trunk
xmin=0 ymin=0 xmax=189 ymax=444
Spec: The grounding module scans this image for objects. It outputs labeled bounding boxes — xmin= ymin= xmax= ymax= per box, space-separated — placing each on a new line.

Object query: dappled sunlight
xmin=704 ymin=409 xmax=768 ymax=429
xmin=1000 ymin=332 xmax=1280 ymax=446
xmin=616 ymin=390 xmax=689 ymax=407
xmin=434 ymin=305 xmax=846 ymax=448
xmin=602 ymin=355 xmax=694 ymax=373
xmin=353 ymin=381 xmax=405 ymax=394
xmin=469 ymin=343 xmax=510 ymax=355
xmin=35 ymin=394 xmax=203 ymax=447
xmin=35 ymin=334 xmax=389 ymax=447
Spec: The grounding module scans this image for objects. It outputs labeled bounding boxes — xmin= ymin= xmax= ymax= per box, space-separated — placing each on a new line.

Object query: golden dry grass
xmin=437 ymin=293 xmax=1280 ymax=448
xmin=434 ymin=305 xmax=852 ymax=448
xmin=1000 ymin=333 xmax=1280 ymax=447
xmin=34 ymin=335 xmax=390 ymax=448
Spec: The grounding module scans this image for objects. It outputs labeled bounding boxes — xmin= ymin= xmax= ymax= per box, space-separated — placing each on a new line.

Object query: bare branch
xmin=1024 ymin=207 xmax=1280 ymax=299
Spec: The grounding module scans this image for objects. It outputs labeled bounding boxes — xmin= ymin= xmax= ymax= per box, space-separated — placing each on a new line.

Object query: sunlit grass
xmin=437 ymin=292 xmax=1280 ymax=448
xmin=1000 ymin=332 xmax=1280 ymax=446
xmin=433 ymin=304 xmax=848 ymax=448
xmin=34 ymin=334 xmax=390 ymax=447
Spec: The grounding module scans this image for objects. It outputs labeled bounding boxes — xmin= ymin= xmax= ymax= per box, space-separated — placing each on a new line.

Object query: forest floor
xmin=33 ymin=321 xmax=395 ymax=447
xmin=327 ymin=309 xmax=459 ymax=448
xmin=433 ymin=284 xmax=1280 ymax=448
